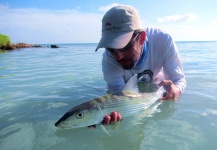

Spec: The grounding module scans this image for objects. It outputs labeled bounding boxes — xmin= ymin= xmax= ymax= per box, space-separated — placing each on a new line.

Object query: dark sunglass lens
xmin=107 ymin=48 xmax=115 ymax=53
xmin=118 ymin=41 xmax=133 ymax=52
xmin=124 ymin=42 xmax=133 ymax=51
xmin=119 ymin=33 xmax=138 ymax=52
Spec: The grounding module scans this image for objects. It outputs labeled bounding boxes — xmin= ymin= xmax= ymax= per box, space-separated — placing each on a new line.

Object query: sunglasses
xmin=107 ymin=32 xmax=140 ymax=54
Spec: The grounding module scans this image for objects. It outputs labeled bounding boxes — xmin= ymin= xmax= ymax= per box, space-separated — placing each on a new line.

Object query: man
xmin=95 ymin=5 xmax=186 ymax=125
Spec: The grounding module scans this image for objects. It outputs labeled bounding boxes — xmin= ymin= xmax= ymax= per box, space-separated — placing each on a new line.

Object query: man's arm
xmin=158 ymin=34 xmax=186 ymax=100
xmin=102 ymin=51 xmax=125 ymax=94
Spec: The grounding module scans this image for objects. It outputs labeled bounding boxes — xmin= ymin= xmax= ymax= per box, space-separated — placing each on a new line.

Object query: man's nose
xmin=114 ymin=51 xmax=124 ymax=60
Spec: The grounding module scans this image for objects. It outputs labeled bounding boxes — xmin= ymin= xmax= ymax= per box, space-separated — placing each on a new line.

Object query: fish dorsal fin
xmin=121 ymin=74 xmax=139 ymax=95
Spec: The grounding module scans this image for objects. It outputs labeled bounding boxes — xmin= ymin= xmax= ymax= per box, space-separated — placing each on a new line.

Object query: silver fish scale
xmin=94 ymin=90 xmax=162 ymax=118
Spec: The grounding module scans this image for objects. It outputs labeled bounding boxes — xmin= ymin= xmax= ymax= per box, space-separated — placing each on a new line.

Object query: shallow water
xmin=0 ymin=42 xmax=217 ymax=150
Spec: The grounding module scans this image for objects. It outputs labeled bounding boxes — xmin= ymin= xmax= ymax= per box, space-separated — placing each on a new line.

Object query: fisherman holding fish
xmin=55 ymin=4 xmax=187 ymax=130
xmin=95 ymin=5 xmax=186 ymax=125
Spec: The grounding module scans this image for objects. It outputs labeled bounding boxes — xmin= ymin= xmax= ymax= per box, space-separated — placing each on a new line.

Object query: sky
xmin=0 ymin=0 xmax=217 ymax=44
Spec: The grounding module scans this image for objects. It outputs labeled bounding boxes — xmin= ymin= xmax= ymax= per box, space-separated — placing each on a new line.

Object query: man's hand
xmin=102 ymin=111 xmax=122 ymax=124
xmin=88 ymin=111 xmax=122 ymax=130
xmin=158 ymin=80 xmax=181 ymax=100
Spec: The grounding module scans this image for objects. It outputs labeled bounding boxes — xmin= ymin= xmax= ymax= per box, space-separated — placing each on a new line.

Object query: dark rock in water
xmin=51 ymin=45 xmax=59 ymax=48
xmin=32 ymin=45 xmax=42 ymax=48
xmin=14 ymin=43 xmax=42 ymax=49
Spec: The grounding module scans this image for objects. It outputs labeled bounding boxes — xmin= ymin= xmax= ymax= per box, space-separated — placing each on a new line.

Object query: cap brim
xmin=95 ymin=31 xmax=134 ymax=51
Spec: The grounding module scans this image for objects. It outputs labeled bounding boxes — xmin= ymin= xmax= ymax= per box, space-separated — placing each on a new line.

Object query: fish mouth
xmin=54 ymin=120 xmax=61 ymax=127
xmin=55 ymin=119 xmax=76 ymax=128
xmin=55 ymin=115 xmax=70 ymax=127
xmin=55 ymin=123 xmax=78 ymax=129
xmin=55 ymin=121 xmax=97 ymax=129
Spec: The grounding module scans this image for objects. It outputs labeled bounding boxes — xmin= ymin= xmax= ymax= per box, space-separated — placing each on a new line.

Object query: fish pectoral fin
xmin=100 ymin=124 xmax=111 ymax=136
xmin=121 ymin=74 xmax=139 ymax=94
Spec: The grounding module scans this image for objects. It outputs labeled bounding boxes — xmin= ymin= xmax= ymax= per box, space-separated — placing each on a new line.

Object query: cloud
xmin=212 ymin=19 xmax=217 ymax=25
xmin=0 ymin=4 xmax=9 ymax=9
xmin=0 ymin=6 xmax=103 ymax=44
xmin=154 ymin=22 xmax=217 ymax=41
xmin=75 ymin=6 xmax=80 ymax=10
xmin=98 ymin=3 xmax=120 ymax=12
xmin=157 ymin=14 xmax=200 ymax=23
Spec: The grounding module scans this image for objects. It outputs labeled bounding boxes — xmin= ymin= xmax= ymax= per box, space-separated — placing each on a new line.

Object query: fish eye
xmin=75 ymin=112 xmax=84 ymax=119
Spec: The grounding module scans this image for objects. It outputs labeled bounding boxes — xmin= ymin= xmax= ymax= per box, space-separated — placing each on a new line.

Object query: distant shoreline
xmin=0 ymin=43 xmax=59 ymax=50
xmin=1 ymin=41 xmax=217 ymax=51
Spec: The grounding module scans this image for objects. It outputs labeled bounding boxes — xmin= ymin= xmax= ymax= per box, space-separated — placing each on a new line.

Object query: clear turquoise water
xmin=0 ymin=42 xmax=217 ymax=150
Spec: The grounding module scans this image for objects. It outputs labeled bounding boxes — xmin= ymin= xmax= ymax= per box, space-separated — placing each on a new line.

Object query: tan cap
xmin=95 ymin=5 xmax=142 ymax=51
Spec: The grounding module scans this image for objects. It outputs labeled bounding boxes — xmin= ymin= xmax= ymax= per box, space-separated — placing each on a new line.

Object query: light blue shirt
xmin=102 ymin=27 xmax=186 ymax=94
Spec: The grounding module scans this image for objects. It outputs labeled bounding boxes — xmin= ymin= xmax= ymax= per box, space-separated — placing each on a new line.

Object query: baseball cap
xmin=95 ymin=5 xmax=142 ymax=51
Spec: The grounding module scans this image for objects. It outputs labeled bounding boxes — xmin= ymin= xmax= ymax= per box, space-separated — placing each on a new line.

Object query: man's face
xmin=107 ymin=32 xmax=144 ymax=70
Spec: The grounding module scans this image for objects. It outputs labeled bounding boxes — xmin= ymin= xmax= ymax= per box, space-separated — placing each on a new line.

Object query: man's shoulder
xmin=103 ymin=51 xmax=114 ymax=61
xmin=145 ymin=27 xmax=171 ymax=37
xmin=145 ymin=27 xmax=174 ymax=44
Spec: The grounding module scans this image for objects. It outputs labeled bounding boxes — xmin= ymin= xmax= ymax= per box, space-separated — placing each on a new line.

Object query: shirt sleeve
xmin=162 ymin=34 xmax=187 ymax=93
xmin=102 ymin=51 xmax=125 ymax=94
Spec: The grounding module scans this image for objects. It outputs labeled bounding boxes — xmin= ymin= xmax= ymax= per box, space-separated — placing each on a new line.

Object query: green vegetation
xmin=0 ymin=34 xmax=11 ymax=46
xmin=0 ymin=34 xmax=14 ymax=50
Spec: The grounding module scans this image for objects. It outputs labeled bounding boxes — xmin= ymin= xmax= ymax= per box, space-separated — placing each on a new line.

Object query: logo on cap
xmin=104 ymin=22 xmax=121 ymax=32
xmin=105 ymin=22 xmax=112 ymax=27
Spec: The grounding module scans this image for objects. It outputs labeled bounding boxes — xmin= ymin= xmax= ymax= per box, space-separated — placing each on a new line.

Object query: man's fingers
xmin=117 ymin=112 xmax=122 ymax=121
xmin=88 ymin=112 xmax=122 ymax=129
xmin=160 ymin=95 xmax=171 ymax=100
xmin=102 ymin=111 xmax=122 ymax=125
xmin=160 ymin=91 xmax=177 ymax=100
xmin=158 ymin=80 xmax=173 ymax=87
xmin=102 ymin=115 xmax=111 ymax=124
xmin=110 ymin=112 xmax=118 ymax=123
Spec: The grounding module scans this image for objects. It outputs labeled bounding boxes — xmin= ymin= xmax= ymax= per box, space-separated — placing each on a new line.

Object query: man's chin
xmin=121 ymin=63 xmax=134 ymax=70
xmin=118 ymin=60 xmax=135 ymax=70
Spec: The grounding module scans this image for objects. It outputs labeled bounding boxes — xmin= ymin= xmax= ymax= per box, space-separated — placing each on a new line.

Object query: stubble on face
xmin=118 ymin=58 xmax=136 ymax=70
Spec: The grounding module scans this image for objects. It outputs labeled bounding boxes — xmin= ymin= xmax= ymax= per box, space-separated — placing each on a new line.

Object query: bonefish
xmin=55 ymin=74 xmax=164 ymax=129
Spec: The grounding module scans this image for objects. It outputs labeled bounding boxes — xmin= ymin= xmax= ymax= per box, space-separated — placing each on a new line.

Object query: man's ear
xmin=139 ymin=31 xmax=146 ymax=44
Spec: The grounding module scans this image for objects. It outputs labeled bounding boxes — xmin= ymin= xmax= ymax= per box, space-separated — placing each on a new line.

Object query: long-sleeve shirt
xmin=102 ymin=27 xmax=187 ymax=94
